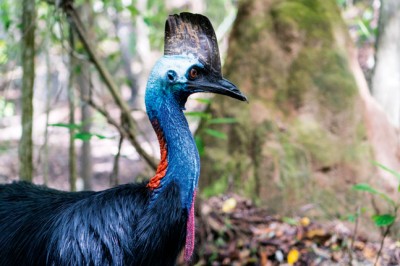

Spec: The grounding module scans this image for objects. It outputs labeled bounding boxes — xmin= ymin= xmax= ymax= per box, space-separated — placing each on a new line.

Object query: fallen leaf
xmin=275 ymin=250 xmax=284 ymax=262
xmin=300 ymin=217 xmax=311 ymax=227
xmin=259 ymin=249 xmax=268 ymax=266
xmin=287 ymin=249 xmax=300 ymax=265
xmin=331 ymin=251 xmax=343 ymax=262
xmin=363 ymin=246 xmax=377 ymax=260
xmin=306 ymin=228 xmax=327 ymax=239
xmin=222 ymin=198 xmax=237 ymax=213
xmin=353 ymin=241 xmax=365 ymax=250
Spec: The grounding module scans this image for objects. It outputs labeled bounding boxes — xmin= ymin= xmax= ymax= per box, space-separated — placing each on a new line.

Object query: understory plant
xmin=352 ymin=161 xmax=400 ymax=266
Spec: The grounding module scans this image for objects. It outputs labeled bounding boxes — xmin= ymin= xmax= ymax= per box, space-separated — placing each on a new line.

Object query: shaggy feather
xmin=0 ymin=181 xmax=186 ymax=266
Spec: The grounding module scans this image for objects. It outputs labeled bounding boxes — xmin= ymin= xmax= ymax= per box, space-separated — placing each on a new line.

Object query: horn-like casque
xmin=164 ymin=12 xmax=222 ymax=78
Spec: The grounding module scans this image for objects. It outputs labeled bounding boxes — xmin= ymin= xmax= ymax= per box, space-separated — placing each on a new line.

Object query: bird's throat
xmin=146 ymin=95 xmax=200 ymax=212
xmin=147 ymin=119 xmax=168 ymax=190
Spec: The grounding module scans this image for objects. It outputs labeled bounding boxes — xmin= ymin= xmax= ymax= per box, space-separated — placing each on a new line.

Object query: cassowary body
xmin=0 ymin=13 xmax=246 ymax=265
xmin=0 ymin=181 xmax=185 ymax=265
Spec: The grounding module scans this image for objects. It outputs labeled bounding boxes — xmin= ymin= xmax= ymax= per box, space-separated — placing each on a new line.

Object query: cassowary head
xmin=146 ymin=13 xmax=247 ymax=111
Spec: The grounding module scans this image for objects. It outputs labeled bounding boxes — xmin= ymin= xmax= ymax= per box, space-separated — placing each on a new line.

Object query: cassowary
xmin=0 ymin=13 xmax=246 ymax=266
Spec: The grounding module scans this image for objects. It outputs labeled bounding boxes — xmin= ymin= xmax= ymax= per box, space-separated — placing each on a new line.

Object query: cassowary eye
xmin=188 ymin=68 xmax=198 ymax=80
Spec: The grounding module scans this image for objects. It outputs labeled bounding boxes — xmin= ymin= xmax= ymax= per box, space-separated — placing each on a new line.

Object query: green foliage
xmin=352 ymin=162 xmax=400 ymax=245
xmin=337 ymin=0 xmax=378 ymax=46
xmin=351 ymin=162 xmax=400 ymax=262
xmin=202 ymin=174 xmax=229 ymax=198
xmin=186 ymin=98 xmax=237 ymax=156
xmin=373 ymin=161 xmax=400 ymax=185
xmin=194 ymin=98 xmax=212 ymax=104
xmin=282 ymin=217 xmax=298 ymax=226
xmin=372 ymin=214 xmax=396 ymax=227
xmin=74 ymin=132 xmax=107 ymax=141
xmin=0 ymin=0 xmax=12 ymax=31
xmin=0 ymin=97 xmax=15 ymax=117
xmin=352 ymin=183 xmax=395 ymax=207
xmin=185 ymin=111 xmax=212 ymax=120
xmin=48 ymin=123 xmax=108 ymax=142
xmin=204 ymin=129 xmax=227 ymax=140
xmin=0 ymin=40 xmax=8 ymax=64
xmin=48 ymin=123 xmax=81 ymax=130
xmin=208 ymin=118 xmax=237 ymax=125
xmin=0 ymin=141 xmax=11 ymax=154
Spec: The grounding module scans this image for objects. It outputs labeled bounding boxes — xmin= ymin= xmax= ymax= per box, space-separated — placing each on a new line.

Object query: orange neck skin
xmin=147 ymin=120 xmax=168 ymax=190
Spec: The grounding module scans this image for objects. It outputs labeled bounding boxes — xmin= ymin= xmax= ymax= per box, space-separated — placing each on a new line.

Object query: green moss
xmin=271 ymin=0 xmax=332 ymax=41
xmin=280 ymin=47 xmax=357 ymax=111
xmin=313 ymin=51 xmax=357 ymax=110
xmin=293 ymin=118 xmax=341 ymax=166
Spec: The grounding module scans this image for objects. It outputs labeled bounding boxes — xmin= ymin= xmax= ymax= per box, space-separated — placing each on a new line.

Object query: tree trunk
xmin=371 ymin=0 xmax=400 ymax=128
xmin=68 ymin=27 xmax=77 ymax=192
xmin=77 ymin=1 xmax=93 ymax=190
xmin=198 ymin=0 xmax=375 ymax=216
xmin=115 ymin=19 xmax=139 ymax=105
xmin=19 ymin=0 xmax=35 ymax=181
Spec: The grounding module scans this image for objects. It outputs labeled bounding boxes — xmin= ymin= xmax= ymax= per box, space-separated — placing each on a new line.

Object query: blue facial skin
xmin=145 ymin=55 xmax=203 ymax=212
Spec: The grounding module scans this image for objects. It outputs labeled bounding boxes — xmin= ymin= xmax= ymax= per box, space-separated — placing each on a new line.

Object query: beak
xmin=187 ymin=76 xmax=247 ymax=102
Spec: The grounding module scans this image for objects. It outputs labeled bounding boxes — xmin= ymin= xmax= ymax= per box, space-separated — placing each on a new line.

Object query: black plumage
xmin=0 ymin=181 xmax=186 ymax=265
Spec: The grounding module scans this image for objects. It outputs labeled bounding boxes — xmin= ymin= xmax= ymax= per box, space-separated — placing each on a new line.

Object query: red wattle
xmin=184 ymin=190 xmax=196 ymax=262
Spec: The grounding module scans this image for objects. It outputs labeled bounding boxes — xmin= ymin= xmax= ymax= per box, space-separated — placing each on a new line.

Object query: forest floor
xmin=184 ymin=194 xmax=399 ymax=266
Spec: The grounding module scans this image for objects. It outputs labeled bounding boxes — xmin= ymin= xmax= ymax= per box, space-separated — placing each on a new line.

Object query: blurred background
xmin=1 ymin=0 xmax=399 ymax=264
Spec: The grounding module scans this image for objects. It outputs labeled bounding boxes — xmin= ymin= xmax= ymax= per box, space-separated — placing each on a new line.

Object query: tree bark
xmin=19 ymin=0 xmax=35 ymax=181
xmin=77 ymin=1 xmax=93 ymax=190
xmin=114 ymin=19 xmax=139 ymax=105
xmin=198 ymin=0 xmax=375 ymax=215
xmin=68 ymin=27 xmax=77 ymax=192
xmin=371 ymin=0 xmax=400 ymax=128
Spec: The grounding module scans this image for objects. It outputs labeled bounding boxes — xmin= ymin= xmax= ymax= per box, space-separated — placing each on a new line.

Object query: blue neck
xmin=145 ymin=77 xmax=200 ymax=211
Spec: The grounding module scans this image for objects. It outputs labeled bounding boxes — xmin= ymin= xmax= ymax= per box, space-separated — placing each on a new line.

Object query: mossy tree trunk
xmin=198 ymin=0 xmax=374 ymax=216
xmin=19 ymin=0 xmax=35 ymax=181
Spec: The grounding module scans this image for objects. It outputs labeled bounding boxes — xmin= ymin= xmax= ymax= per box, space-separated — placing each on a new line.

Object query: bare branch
xmin=46 ymin=0 xmax=157 ymax=170
xmin=110 ymin=135 xmax=124 ymax=187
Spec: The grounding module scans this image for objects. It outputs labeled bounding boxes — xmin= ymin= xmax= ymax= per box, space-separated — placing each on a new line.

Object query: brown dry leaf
xmin=251 ymin=226 xmax=273 ymax=236
xmin=259 ymin=249 xmax=268 ymax=266
xmin=222 ymin=257 xmax=231 ymax=265
xmin=363 ymin=246 xmax=377 ymax=260
xmin=331 ymin=250 xmax=343 ymax=262
xmin=306 ymin=228 xmax=327 ymax=239
xmin=296 ymin=227 xmax=304 ymax=240
xmin=275 ymin=230 xmax=284 ymax=238
xmin=353 ymin=240 xmax=365 ymax=250
xmin=239 ymin=249 xmax=250 ymax=259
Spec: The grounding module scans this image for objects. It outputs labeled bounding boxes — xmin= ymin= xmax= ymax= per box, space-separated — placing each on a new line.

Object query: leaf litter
xmin=178 ymin=194 xmax=400 ymax=266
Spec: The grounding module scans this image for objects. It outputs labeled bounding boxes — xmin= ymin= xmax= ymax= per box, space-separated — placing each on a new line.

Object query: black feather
xmin=0 ymin=181 xmax=186 ymax=266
